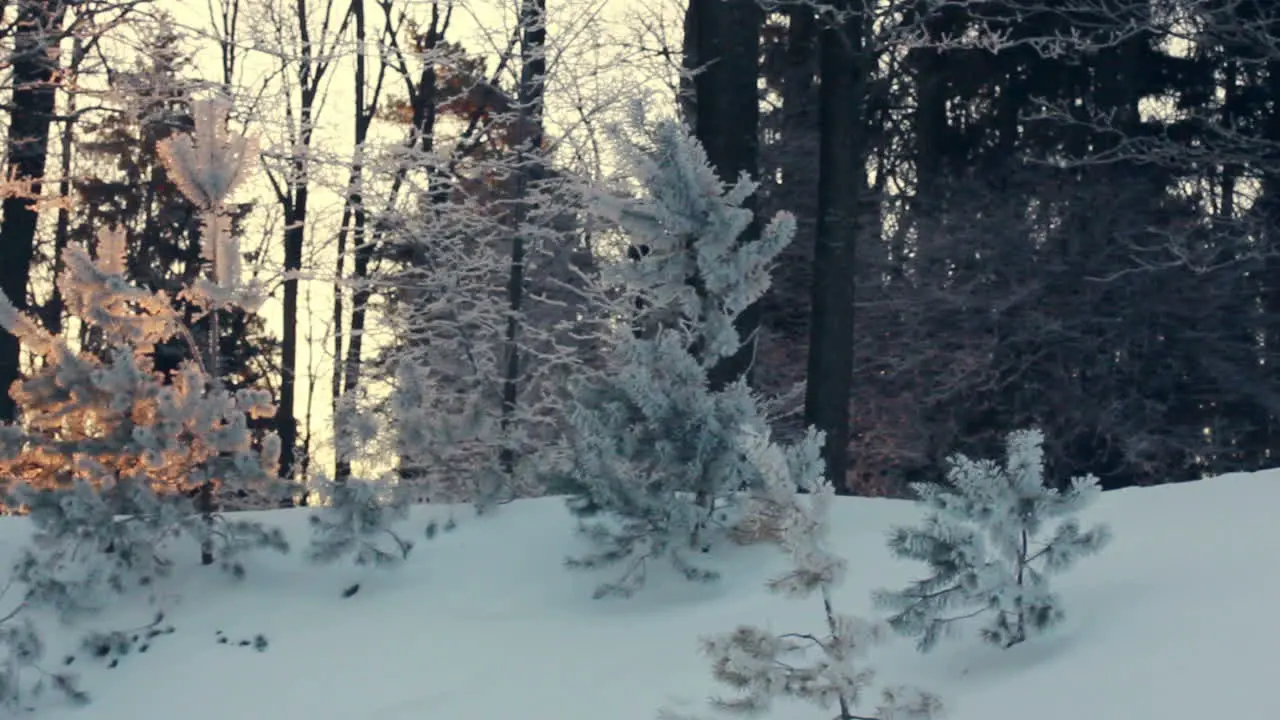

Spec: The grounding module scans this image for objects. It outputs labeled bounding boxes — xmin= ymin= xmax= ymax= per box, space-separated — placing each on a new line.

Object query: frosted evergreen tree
xmin=306 ymin=476 xmax=414 ymax=568
xmin=551 ymin=104 xmax=796 ymax=598
xmin=0 ymin=99 xmax=287 ymax=620
xmin=307 ymin=398 xmax=415 ymax=568
xmin=155 ymin=98 xmax=259 ymax=318
xmin=665 ymin=425 xmax=941 ymax=720
xmin=873 ymin=428 xmax=1112 ymax=651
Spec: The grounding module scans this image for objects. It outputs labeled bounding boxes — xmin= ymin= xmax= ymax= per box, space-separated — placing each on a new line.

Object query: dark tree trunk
xmin=499 ymin=0 xmax=547 ymax=478
xmin=686 ymin=0 xmax=763 ymax=391
xmin=45 ymin=38 xmax=82 ymax=337
xmin=1262 ymin=59 xmax=1280 ymax=461
xmin=766 ymin=5 xmax=819 ymax=338
xmin=334 ymin=0 xmax=378 ymax=484
xmin=384 ymin=0 xmax=449 ymax=484
xmin=276 ymin=0 xmax=339 ymax=490
xmin=804 ymin=2 xmax=866 ymax=494
xmin=0 ymin=0 xmax=68 ymax=421
xmin=277 ymin=188 xmax=306 ymax=486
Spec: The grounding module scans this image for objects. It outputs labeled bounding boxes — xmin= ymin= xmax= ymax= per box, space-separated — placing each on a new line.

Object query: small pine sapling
xmin=156 ymin=97 xmax=265 ymax=562
xmin=0 ymin=235 xmax=288 ymax=617
xmin=306 ymin=476 xmax=415 ymax=568
xmin=873 ymin=428 xmax=1112 ymax=651
xmin=556 ymin=333 xmax=773 ymax=598
xmin=553 ymin=104 xmax=796 ymax=598
xmin=669 ymin=426 xmax=940 ymax=720
xmin=307 ymin=400 xmax=417 ymax=569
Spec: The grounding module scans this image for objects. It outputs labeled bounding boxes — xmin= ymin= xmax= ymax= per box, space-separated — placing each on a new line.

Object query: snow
xmin=16 ymin=469 xmax=1280 ymax=720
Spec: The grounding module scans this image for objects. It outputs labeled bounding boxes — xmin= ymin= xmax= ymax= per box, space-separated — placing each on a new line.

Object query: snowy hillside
xmin=14 ymin=470 xmax=1279 ymax=720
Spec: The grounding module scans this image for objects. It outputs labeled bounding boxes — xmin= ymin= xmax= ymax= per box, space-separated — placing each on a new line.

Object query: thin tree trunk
xmin=45 ymin=35 xmax=84 ymax=337
xmin=498 ymin=0 xmax=546 ymax=481
xmin=804 ymin=2 xmax=865 ymax=494
xmin=334 ymin=0 xmax=380 ymax=483
xmin=1262 ymin=59 xmax=1280 ymax=461
xmin=0 ymin=0 xmax=69 ymax=420
xmin=278 ymin=193 xmax=306 ymax=485
xmin=372 ymin=0 xmax=448 ymax=483
xmin=275 ymin=0 xmax=342 ymax=486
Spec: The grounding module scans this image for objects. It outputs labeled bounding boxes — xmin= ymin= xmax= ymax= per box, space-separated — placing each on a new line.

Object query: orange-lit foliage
xmin=0 ymin=231 xmax=279 ymax=513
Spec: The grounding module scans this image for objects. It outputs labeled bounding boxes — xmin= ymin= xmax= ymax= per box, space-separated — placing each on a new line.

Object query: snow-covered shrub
xmin=0 ymin=605 xmax=179 ymax=712
xmin=873 ymin=428 xmax=1112 ymax=651
xmin=0 ymin=99 xmax=287 ymax=621
xmin=549 ymin=106 xmax=796 ymax=598
xmin=666 ymin=426 xmax=941 ymax=720
xmin=387 ymin=357 xmax=506 ymax=509
xmin=0 ymin=609 xmax=87 ymax=712
xmin=555 ymin=334 xmax=772 ymax=598
xmin=306 ymin=476 xmax=414 ymax=568
xmin=307 ymin=382 xmax=426 ymax=570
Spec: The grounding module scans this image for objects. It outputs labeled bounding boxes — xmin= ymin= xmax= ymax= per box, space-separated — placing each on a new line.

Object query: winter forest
xmin=0 ymin=0 xmax=1272 ymax=717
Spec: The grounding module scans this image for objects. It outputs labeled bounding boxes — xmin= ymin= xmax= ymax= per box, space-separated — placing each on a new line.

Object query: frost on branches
xmin=306 ymin=476 xmax=414 ymax=568
xmin=0 ymin=99 xmax=286 ymax=620
xmin=555 ymin=334 xmax=771 ymax=598
xmin=550 ymin=106 xmax=796 ymax=598
xmin=0 ymin=230 xmax=287 ymax=618
xmin=667 ymin=426 xmax=940 ymax=720
xmin=873 ymin=429 xmax=1112 ymax=651
xmin=155 ymin=97 xmax=261 ymax=314
xmin=307 ymin=400 xmax=416 ymax=568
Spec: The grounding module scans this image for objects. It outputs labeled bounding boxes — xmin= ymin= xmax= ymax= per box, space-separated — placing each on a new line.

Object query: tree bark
xmin=686 ymin=0 xmax=763 ymax=391
xmin=0 ymin=0 xmax=69 ymax=421
xmin=804 ymin=2 xmax=866 ymax=494
xmin=498 ymin=0 xmax=546 ymax=479
xmin=272 ymin=0 xmax=343 ymax=489
xmin=45 ymin=34 xmax=86 ymax=337
xmin=334 ymin=0 xmax=380 ymax=483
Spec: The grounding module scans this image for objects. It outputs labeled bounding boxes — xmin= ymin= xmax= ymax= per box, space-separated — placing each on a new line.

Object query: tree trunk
xmin=45 ymin=35 xmax=84 ymax=337
xmin=686 ymin=0 xmax=763 ymax=391
xmin=804 ymin=2 xmax=865 ymax=494
xmin=278 ymin=189 xmax=305 ymax=486
xmin=389 ymin=3 xmax=446 ymax=483
xmin=0 ymin=0 xmax=68 ymax=420
xmin=334 ymin=0 xmax=377 ymax=484
xmin=498 ymin=0 xmax=547 ymax=481
xmin=1262 ymin=59 xmax=1280 ymax=462
xmin=276 ymin=0 xmax=336 ymax=490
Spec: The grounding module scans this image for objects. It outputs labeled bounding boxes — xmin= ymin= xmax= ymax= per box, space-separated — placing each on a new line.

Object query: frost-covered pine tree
xmin=306 ymin=398 xmax=416 ymax=569
xmin=550 ymin=104 xmax=796 ymax=598
xmin=306 ymin=476 xmax=414 ymax=568
xmin=666 ymin=426 xmax=940 ymax=720
xmin=873 ymin=428 xmax=1112 ymax=651
xmin=0 ymin=99 xmax=286 ymax=620
xmin=156 ymin=97 xmax=263 ymax=367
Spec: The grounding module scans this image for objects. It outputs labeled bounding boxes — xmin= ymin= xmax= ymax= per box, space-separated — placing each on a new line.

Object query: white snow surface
xmin=14 ymin=469 xmax=1280 ymax=720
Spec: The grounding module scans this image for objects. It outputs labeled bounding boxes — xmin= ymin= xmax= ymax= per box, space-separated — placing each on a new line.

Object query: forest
xmin=0 ymin=0 xmax=1270 ymax=717
xmin=0 ymin=0 xmax=1276 ymax=503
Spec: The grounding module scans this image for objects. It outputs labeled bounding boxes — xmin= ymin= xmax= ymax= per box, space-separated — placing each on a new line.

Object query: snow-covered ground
xmin=15 ymin=469 xmax=1280 ymax=720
